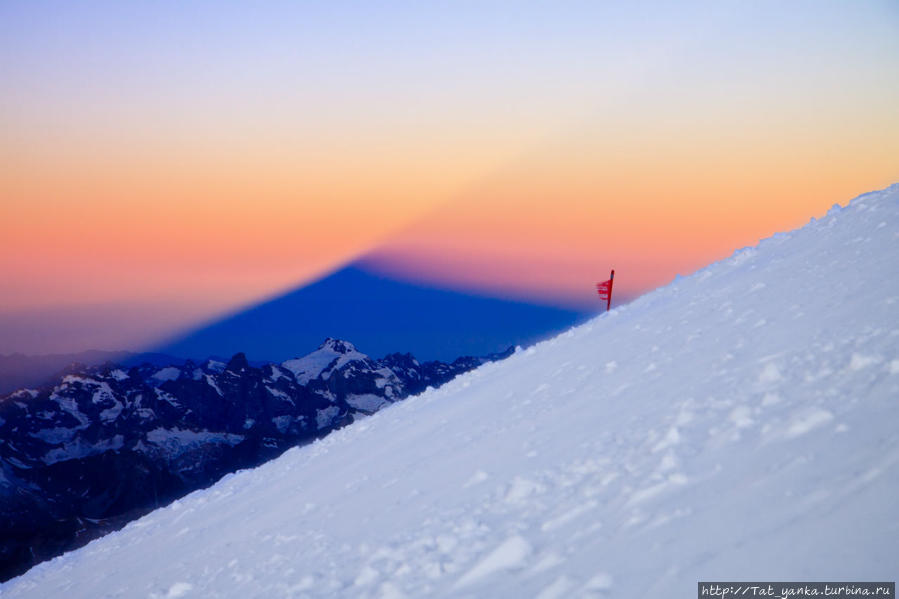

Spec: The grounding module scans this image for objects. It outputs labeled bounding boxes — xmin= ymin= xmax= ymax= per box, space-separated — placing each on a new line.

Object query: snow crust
xmin=4 ymin=185 xmax=898 ymax=597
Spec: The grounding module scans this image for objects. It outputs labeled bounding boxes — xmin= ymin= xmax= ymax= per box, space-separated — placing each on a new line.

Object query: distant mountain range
xmin=0 ymin=350 xmax=191 ymax=395
xmin=0 ymin=338 xmax=513 ymax=582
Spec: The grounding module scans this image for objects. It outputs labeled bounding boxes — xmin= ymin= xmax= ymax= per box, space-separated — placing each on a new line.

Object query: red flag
xmin=596 ymin=269 xmax=615 ymax=311
xmin=596 ymin=280 xmax=611 ymax=299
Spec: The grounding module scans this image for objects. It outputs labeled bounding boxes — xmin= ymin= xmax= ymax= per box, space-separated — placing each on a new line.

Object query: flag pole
xmin=607 ymin=269 xmax=614 ymax=312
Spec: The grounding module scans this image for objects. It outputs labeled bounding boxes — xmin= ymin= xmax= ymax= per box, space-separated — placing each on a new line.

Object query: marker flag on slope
xmin=596 ymin=269 xmax=615 ymax=312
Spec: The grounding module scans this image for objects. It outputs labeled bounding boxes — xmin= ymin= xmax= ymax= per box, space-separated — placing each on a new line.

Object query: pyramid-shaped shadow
xmin=154 ymin=263 xmax=595 ymax=362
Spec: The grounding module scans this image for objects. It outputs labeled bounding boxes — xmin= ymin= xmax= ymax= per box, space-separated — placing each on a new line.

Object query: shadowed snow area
xmin=4 ymin=184 xmax=898 ymax=597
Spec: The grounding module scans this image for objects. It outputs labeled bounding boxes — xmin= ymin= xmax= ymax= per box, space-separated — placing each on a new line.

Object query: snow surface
xmin=346 ymin=393 xmax=392 ymax=414
xmin=42 ymin=435 xmax=125 ymax=465
xmin=49 ymin=394 xmax=89 ymax=427
xmin=109 ymin=369 xmax=129 ymax=381
xmin=4 ymin=185 xmax=899 ymax=597
xmin=145 ymin=428 xmax=245 ymax=449
xmin=205 ymin=374 xmax=223 ymax=396
xmin=205 ymin=360 xmax=226 ymax=373
xmin=151 ymin=367 xmax=182 ymax=383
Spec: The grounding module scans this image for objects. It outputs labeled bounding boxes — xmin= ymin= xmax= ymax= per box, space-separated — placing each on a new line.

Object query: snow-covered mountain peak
xmin=282 ymin=338 xmax=369 ymax=384
xmin=4 ymin=185 xmax=897 ymax=597
xmin=319 ymin=337 xmax=358 ymax=354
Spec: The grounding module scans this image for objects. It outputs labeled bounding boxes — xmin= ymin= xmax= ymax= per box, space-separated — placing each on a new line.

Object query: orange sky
xmin=367 ymin=90 xmax=899 ymax=307
xmin=1 ymin=1 xmax=897 ymax=352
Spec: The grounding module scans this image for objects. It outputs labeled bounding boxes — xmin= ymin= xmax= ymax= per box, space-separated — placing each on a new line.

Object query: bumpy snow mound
xmin=5 ymin=185 xmax=898 ymax=597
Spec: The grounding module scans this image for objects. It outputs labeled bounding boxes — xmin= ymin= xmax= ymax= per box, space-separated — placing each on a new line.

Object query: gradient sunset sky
xmin=2 ymin=1 xmax=898 ymax=354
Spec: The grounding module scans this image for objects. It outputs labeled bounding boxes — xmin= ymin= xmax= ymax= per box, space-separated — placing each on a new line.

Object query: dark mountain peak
xmin=486 ymin=346 xmax=517 ymax=361
xmin=381 ymin=352 xmax=420 ymax=368
xmin=225 ymin=352 xmax=250 ymax=372
xmin=319 ymin=338 xmax=357 ymax=354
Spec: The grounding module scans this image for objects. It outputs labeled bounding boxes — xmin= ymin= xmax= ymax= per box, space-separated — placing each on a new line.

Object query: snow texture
xmin=3 ymin=184 xmax=899 ymax=597
xmin=151 ymin=367 xmax=181 ymax=383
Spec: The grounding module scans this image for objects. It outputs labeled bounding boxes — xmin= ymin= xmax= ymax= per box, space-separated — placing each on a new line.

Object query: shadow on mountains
xmin=154 ymin=264 xmax=595 ymax=363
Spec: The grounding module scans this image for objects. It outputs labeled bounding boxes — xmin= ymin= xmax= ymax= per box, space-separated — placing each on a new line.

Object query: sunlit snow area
xmin=4 ymin=185 xmax=898 ymax=597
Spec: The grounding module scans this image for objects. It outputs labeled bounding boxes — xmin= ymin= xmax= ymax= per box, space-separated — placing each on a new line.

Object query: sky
xmin=1 ymin=1 xmax=898 ymax=354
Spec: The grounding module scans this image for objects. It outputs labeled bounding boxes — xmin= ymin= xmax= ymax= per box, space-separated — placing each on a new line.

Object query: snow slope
xmin=4 ymin=185 xmax=898 ymax=597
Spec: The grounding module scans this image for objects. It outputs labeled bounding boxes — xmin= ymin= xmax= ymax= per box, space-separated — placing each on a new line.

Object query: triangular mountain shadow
xmin=153 ymin=263 xmax=596 ymax=363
